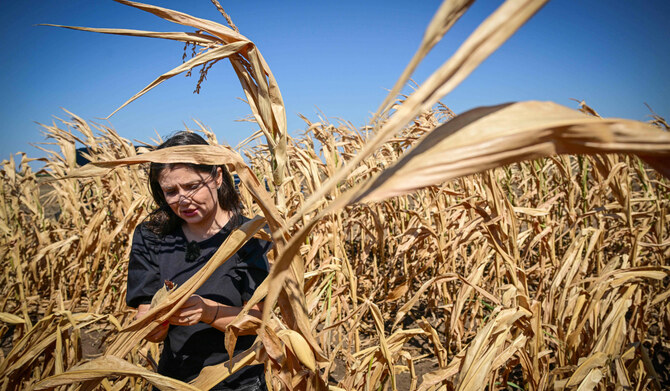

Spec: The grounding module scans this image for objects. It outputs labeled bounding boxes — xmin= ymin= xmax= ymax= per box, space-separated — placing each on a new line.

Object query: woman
xmin=126 ymin=131 xmax=269 ymax=390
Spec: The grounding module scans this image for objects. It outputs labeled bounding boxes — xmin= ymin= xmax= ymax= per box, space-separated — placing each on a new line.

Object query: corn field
xmin=2 ymin=0 xmax=670 ymax=390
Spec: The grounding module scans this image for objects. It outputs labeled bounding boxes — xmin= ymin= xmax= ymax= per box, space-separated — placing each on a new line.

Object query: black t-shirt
xmin=126 ymin=216 xmax=271 ymax=388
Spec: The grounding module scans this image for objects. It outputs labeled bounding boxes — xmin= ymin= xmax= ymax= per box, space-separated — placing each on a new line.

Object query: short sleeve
xmin=232 ymin=238 xmax=272 ymax=302
xmin=126 ymin=224 xmax=162 ymax=308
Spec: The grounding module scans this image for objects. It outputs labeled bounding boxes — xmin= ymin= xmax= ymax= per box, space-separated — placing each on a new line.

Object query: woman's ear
xmin=215 ymin=167 xmax=223 ymax=188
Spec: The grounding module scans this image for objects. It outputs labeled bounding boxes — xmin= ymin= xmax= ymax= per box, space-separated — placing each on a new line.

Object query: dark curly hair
xmin=144 ymin=131 xmax=242 ymax=236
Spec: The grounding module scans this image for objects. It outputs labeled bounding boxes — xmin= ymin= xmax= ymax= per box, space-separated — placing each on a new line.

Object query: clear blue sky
xmin=2 ymin=0 xmax=669 ymax=162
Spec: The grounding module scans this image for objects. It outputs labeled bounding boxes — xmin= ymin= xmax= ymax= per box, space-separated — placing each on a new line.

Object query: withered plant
xmin=1 ymin=0 xmax=669 ymax=390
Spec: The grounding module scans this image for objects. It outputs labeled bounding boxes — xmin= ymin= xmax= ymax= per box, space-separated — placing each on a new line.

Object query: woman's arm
xmin=168 ymin=295 xmax=263 ymax=334
xmin=136 ymin=304 xmax=169 ymax=342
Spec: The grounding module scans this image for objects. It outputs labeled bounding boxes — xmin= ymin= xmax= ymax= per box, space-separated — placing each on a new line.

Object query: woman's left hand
xmin=168 ymin=294 xmax=215 ymax=326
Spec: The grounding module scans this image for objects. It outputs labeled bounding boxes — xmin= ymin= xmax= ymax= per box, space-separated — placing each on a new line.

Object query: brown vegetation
xmin=2 ymin=0 xmax=670 ymax=390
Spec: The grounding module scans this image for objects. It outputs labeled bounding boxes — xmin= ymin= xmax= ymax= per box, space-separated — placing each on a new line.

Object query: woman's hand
xmin=168 ymin=294 xmax=217 ymax=326
xmin=166 ymin=295 xmax=263 ymax=334
xmin=136 ymin=304 xmax=168 ymax=342
xmin=145 ymin=321 xmax=169 ymax=342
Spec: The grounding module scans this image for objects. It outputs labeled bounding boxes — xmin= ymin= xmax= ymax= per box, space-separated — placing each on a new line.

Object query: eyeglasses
xmin=162 ymin=175 xmax=216 ymax=205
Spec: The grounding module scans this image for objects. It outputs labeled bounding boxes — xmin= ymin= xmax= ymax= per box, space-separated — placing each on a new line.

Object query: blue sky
xmin=2 ymin=0 xmax=669 ymax=162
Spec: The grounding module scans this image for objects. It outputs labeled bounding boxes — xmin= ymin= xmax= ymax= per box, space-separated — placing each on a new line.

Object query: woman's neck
xmin=182 ymin=208 xmax=231 ymax=242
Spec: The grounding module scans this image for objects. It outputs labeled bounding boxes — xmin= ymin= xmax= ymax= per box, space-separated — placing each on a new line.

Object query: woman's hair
xmin=144 ymin=131 xmax=242 ymax=236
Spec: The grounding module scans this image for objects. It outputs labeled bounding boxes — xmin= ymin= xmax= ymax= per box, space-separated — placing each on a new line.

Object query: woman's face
xmin=157 ymin=164 xmax=223 ymax=229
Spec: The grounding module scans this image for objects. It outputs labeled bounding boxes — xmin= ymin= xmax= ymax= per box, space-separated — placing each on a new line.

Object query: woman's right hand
xmin=137 ymin=304 xmax=169 ymax=342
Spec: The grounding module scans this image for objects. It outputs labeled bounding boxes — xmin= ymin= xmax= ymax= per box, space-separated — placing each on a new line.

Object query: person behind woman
xmin=126 ymin=131 xmax=269 ymax=390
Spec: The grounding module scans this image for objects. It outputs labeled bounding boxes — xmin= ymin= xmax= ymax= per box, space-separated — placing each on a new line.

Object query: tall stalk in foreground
xmin=1 ymin=0 xmax=668 ymax=390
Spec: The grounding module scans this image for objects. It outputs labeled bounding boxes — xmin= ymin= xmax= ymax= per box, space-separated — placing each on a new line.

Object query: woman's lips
xmin=181 ymin=208 xmax=198 ymax=217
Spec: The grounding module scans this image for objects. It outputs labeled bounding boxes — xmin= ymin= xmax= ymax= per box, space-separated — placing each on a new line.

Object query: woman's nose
xmin=177 ymin=192 xmax=192 ymax=204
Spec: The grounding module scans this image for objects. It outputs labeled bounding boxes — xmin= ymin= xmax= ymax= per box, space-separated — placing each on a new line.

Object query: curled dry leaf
xmin=278 ymin=329 xmax=317 ymax=371
xmin=349 ymin=101 xmax=670 ymax=204
xmin=35 ymin=355 xmax=200 ymax=391
xmin=0 ymin=313 xmax=25 ymax=325
xmin=150 ymin=280 xmax=177 ymax=309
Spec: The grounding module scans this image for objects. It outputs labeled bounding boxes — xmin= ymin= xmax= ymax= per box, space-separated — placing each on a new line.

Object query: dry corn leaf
xmin=150 ymin=280 xmax=178 ymax=309
xmin=374 ymin=0 xmax=474 ymax=117
xmin=385 ymin=282 xmax=409 ymax=302
xmin=369 ymin=301 xmax=396 ymax=391
xmin=349 ymin=101 xmax=670 ymax=204
xmin=287 ymin=0 xmax=550 ymax=229
xmin=257 ymin=324 xmax=285 ymax=365
xmin=278 ymin=329 xmax=316 ymax=371
xmin=565 ymin=352 xmax=608 ymax=388
xmin=40 ymin=24 xmax=220 ymax=45
xmin=513 ymin=206 xmax=550 ymax=216
xmin=190 ymin=343 xmax=260 ymax=390
xmin=455 ymin=308 xmax=529 ymax=390
xmin=114 ymin=0 xmax=246 ymax=41
xmin=106 ymin=41 xmax=250 ymax=119
xmin=575 ymin=368 xmax=604 ymax=391
xmin=451 ymin=261 xmax=488 ymax=336
xmin=58 ymin=0 xmax=251 ymax=120
xmin=35 ymin=355 xmax=200 ymax=391
xmin=0 ymin=312 xmax=25 ymax=324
